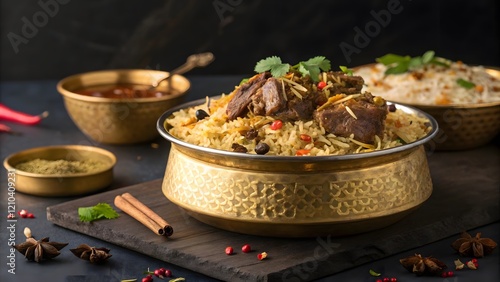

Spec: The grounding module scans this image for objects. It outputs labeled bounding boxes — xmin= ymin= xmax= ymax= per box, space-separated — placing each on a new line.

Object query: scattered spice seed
xmin=451 ymin=231 xmax=497 ymax=257
xmin=466 ymin=260 xmax=478 ymax=270
xmin=225 ymin=246 xmax=234 ymax=255
xmin=241 ymin=244 xmax=251 ymax=253
xmin=257 ymin=252 xmax=267 ymax=260
xmin=454 ymin=259 xmax=465 ymax=270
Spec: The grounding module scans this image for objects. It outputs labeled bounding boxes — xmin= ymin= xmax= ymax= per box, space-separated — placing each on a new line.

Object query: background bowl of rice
xmin=157 ymin=98 xmax=439 ymax=237
xmin=355 ymin=64 xmax=500 ymax=151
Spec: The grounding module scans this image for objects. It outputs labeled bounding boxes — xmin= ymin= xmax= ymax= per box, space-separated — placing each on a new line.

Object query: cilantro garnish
xmin=254 ymin=56 xmax=290 ymax=78
xmin=254 ymin=56 xmax=331 ymax=82
xmin=79 ymin=203 xmax=119 ymax=222
xmin=456 ymin=78 xmax=476 ymax=89
xmin=376 ymin=50 xmax=451 ymax=75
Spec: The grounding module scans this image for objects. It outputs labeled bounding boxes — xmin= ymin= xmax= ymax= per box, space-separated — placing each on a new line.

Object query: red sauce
xmin=75 ymin=84 xmax=176 ymax=98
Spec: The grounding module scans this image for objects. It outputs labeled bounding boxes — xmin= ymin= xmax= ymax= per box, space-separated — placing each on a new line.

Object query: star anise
xmin=70 ymin=243 xmax=112 ymax=264
xmin=451 ymin=231 xmax=497 ymax=257
xmin=399 ymin=253 xmax=446 ymax=276
xmin=14 ymin=237 xmax=68 ymax=262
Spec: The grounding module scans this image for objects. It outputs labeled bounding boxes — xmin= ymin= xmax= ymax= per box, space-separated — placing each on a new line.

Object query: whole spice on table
xmin=70 ymin=243 xmax=112 ymax=264
xmin=14 ymin=227 xmax=68 ymax=262
xmin=15 ymin=158 xmax=106 ymax=175
xmin=0 ymin=103 xmax=49 ymax=125
xmin=399 ymin=253 xmax=446 ymax=276
xmin=451 ymin=231 xmax=497 ymax=257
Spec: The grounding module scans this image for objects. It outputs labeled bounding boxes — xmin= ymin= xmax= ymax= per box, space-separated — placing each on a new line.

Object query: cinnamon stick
xmin=114 ymin=193 xmax=173 ymax=237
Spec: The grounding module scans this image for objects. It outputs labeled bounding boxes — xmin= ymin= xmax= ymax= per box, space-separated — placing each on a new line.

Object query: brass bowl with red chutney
xmin=57 ymin=69 xmax=190 ymax=144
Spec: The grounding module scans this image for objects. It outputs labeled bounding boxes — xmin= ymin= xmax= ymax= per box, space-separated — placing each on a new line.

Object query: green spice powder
xmin=15 ymin=158 xmax=106 ymax=175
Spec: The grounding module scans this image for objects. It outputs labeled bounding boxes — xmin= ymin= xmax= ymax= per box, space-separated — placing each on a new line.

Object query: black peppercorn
xmin=195 ymin=109 xmax=210 ymax=121
xmin=255 ymin=143 xmax=270 ymax=155
xmin=388 ymin=104 xmax=397 ymax=112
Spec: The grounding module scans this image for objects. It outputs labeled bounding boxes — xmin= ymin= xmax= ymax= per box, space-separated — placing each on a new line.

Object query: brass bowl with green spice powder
xmin=3 ymin=145 xmax=116 ymax=196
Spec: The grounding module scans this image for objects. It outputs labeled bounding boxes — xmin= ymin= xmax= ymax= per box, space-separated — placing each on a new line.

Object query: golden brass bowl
xmin=157 ymin=99 xmax=439 ymax=237
xmin=3 ymin=145 xmax=116 ymax=197
xmin=355 ymin=65 xmax=500 ymax=151
xmin=57 ymin=69 xmax=190 ymax=144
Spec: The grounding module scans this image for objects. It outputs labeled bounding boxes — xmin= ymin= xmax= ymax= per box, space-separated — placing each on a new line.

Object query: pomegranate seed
xmin=26 ymin=213 xmax=35 ymax=218
xmin=447 ymin=271 xmax=454 ymax=277
xmin=471 ymin=258 xmax=478 ymax=263
xmin=300 ymin=134 xmax=312 ymax=142
xmin=441 ymin=272 xmax=448 ymax=278
xmin=317 ymin=81 xmax=327 ymax=90
xmin=154 ymin=268 xmax=165 ymax=277
xmin=257 ymin=252 xmax=267 ymax=260
xmin=163 ymin=269 xmax=172 ymax=277
xmin=241 ymin=244 xmax=251 ymax=253
xmin=7 ymin=213 xmax=15 ymax=219
xmin=18 ymin=209 xmax=28 ymax=218
xmin=390 ymin=278 xmax=397 ymax=282
xmin=270 ymin=120 xmax=283 ymax=130
xmin=383 ymin=278 xmax=390 ymax=282
xmin=376 ymin=279 xmax=383 ymax=282
xmin=225 ymin=246 xmax=234 ymax=255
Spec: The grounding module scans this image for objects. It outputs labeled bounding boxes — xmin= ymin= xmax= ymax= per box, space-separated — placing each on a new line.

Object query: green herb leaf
xmin=369 ymin=269 xmax=381 ymax=277
xmin=339 ymin=66 xmax=354 ymax=76
xmin=456 ymin=78 xmax=476 ymax=89
xmin=79 ymin=203 xmax=119 ymax=222
xmin=254 ymin=56 xmax=290 ymax=77
xmin=376 ymin=50 xmax=449 ymax=75
xmin=296 ymin=56 xmax=331 ymax=82
xmin=239 ymin=78 xmax=249 ymax=85
xmin=169 ymin=278 xmax=186 ymax=282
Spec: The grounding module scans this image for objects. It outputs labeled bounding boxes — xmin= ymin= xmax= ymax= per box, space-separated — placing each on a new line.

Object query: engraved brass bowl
xmin=57 ymin=69 xmax=190 ymax=144
xmin=157 ymin=99 xmax=439 ymax=237
xmin=356 ymin=65 xmax=500 ymax=151
xmin=3 ymin=145 xmax=116 ymax=197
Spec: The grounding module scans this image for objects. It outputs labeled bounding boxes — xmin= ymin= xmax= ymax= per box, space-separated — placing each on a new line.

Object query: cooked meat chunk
xmin=313 ymin=93 xmax=387 ymax=144
xmin=273 ymin=95 xmax=316 ymax=121
xmin=226 ymin=72 xmax=270 ymax=120
xmin=328 ymin=72 xmax=365 ymax=95
xmin=251 ymin=77 xmax=287 ymax=116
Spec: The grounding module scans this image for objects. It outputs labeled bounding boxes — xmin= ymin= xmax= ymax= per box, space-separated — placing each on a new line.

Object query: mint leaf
xmin=456 ymin=78 xmax=475 ymax=89
xmin=376 ymin=50 xmax=449 ymax=75
xmin=78 ymin=203 xmax=119 ymax=222
xmin=422 ymin=50 xmax=435 ymax=64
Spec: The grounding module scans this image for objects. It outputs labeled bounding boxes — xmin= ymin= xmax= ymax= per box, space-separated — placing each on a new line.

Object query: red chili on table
xmin=0 ymin=103 xmax=49 ymax=125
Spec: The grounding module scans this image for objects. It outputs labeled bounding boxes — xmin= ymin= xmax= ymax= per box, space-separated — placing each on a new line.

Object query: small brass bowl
xmin=3 ymin=145 xmax=116 ymax=197
xmin=57 ymin=69 xmax=190 ymax=144
xmin=157 ymin=99 xmax=439 ymax=237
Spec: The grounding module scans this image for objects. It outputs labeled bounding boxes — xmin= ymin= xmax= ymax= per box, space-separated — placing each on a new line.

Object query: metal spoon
xmin=150 ymin=52 xmax=215 ymax=89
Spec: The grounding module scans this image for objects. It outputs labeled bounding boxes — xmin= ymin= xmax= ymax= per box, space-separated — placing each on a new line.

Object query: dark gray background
xmin=1 ymin=0 xmax=499 ymax=81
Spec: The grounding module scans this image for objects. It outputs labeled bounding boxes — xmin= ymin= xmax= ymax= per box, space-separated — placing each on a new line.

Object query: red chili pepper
xmin=295 ymin=149 xmax=311 ymax=156
xmin=0 ymin=103 xmax=49 ymax=125
xmin=270 ymin=120 xmax=283 ymax=130
xmin=317 ymin=81 xmax=327 ymax=90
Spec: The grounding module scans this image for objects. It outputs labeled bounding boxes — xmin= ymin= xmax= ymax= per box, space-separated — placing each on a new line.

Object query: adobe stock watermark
xmin=281 ymin=235 xmax=342 ymax=282
xmin=7 ymin=0 xmax=71 ymax=54
xmin=339 ymin=0 xmax=409 ymax=64
xmin=213 ymin=0 xmax=243 ymax=22
xmin=6 ymin=169 xmax=18 ymax=275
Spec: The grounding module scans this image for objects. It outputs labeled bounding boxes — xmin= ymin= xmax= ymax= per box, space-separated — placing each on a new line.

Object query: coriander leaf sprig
xmin=79 ymin=203 xmax=119 ymax=222
xmin=376 ymin=50 xmax=451 ymax=75
xmin=254 ymin=56 xmax=332 ymax=82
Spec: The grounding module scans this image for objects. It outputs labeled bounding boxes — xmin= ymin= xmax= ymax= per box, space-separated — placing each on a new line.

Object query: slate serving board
xmin=47 ymin=145 xmax=500 ymax=282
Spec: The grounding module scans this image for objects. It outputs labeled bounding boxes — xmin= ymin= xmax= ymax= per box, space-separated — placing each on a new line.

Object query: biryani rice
xmin=166 ymin=95 xmax=431 ymax=156
xmin=355 ymin=62 xmax=500 ymax=105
